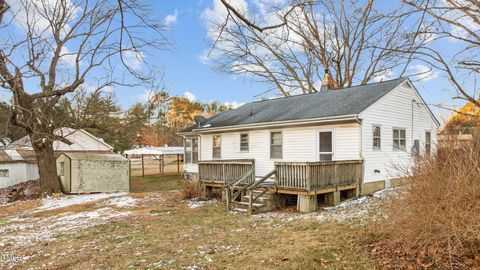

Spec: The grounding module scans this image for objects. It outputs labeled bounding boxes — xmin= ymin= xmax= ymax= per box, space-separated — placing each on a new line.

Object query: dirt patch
xmin=0 ymin=181 xmax=40 ymax=205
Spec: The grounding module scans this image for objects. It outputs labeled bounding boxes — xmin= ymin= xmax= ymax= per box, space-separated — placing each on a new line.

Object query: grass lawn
xmin=130 ymin=173 xmax=182 ymax=193
xmin=0 ymin=174 xmax=386 ymax=269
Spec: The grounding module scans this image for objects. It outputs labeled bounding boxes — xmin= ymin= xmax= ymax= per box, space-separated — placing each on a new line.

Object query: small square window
xmin=0 ymin=169 xmax=8 ymax=178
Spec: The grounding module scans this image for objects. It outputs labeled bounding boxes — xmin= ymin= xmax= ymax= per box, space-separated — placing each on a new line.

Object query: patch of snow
xmin=97 ymin=196 xmax=139 ymax=209
xmin=34 ymin=192 xmax=128 ymax=211
xmin=254 ymin=188 xmax=401 ymax=227
xmin=187 ymin=198 xmax=218 ymax=209
xmin=0 ymin=207 xmax=130 ymax=247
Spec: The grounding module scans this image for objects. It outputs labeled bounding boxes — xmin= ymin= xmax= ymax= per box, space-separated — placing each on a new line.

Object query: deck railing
xmin=198 ymin=159 xmax=362 ymax=191
xmin=275 ymin=160 xmax=363 ymax=190
xmin=198 ymin=159 xmax=255 ymax=184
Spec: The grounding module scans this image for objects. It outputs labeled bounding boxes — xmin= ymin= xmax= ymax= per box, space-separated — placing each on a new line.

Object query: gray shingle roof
xmin=182 ymin=78 xmax=407 ymax=132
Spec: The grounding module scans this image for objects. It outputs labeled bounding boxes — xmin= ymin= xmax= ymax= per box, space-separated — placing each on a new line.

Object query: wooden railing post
xmin=226 ymin=185 xmax=231 ymax=210
xmin=306 ymin=164 xmax=311 ymax=191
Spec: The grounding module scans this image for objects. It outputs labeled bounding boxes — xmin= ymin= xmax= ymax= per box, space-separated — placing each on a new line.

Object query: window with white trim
xmin=425 ymin=131 xmax=431 ymax=156
xmin=319 ymin=131 xmax=333 ymax=161
xmin=270 ymin=132 xmax=282 ymax=159
xmin=213 ymin=135 xmax=221 ymax=159
xmin=393 ymin=128 xmax=406 ymax=150
xmin=192 ymin=138 xmax=199 ymax=163
xmin=0 ymin=169 xmax=8 ymax=178
xmin=184 ymin=139 xmax=192 ymax=163
xmin=240 ymin=133 xmax=249 ymax=152
xmin=184 ymin=138 xmax=199 ymax=163
xmin=373 ymin=125 xmax=381 ymax=149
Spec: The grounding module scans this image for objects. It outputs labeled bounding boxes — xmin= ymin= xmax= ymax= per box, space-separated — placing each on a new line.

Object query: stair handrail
xmin=224 ymin=169 xmax=253 ymax=210
xmin=247 ymin=169 xmax=276 ymax=214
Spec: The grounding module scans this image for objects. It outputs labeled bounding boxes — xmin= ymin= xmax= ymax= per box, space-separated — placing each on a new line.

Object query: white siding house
xmin=0 ymin=128 xmax=115 ymax=189
xmin=180 ymin=78 xmax=439 ymax=198
xmin=0 ymin=150 xmax=39 ymax=189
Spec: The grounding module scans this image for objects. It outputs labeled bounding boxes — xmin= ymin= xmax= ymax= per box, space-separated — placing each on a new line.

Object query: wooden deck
xmin=198 ymin=159 xmax=363 ymax=194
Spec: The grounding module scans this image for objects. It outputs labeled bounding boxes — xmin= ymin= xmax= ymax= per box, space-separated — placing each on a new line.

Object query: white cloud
xmin=123 ymin=50 xmax=144 ymax=71
xmin=164 ymin=10 xmax=178 ymax=28
xmin=82 ymin=83 xmax=113 ymax=94
xmin=184 ymin=91 xmax=197 ymax=102
xmin=223 ymin=101 xmax=244 ymax=108
xmin=59 ymin=47 xmax=77 ymax=67
xmin=138 ymin=90 xmax=155 ymax=102
xmin=372 ymin=70 xmax=395 ymax=82
xmin=409 ymin=64 xmax=439 ymax=81
xmin=10 ymin=0 xmax=79 ymax=37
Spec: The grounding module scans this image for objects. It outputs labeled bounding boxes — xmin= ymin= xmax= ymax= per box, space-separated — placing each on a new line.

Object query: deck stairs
xmin=224 ymin=169 xmax=278 ymax=214
xmin=230 ymin=189 xmax=277 ymax=213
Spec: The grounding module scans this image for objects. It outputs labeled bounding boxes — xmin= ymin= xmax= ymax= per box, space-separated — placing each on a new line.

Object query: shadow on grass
xmin=131 ymin=173 xmax=183 ymax=193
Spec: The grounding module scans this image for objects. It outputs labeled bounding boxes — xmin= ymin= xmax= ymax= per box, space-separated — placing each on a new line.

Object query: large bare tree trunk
xmin=30 ymin=137 xmax=62 ymax=194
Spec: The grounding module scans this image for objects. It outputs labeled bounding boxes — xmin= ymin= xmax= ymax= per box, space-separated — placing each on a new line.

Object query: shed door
xmin=319 ymin=131 xmax=333 ymax=161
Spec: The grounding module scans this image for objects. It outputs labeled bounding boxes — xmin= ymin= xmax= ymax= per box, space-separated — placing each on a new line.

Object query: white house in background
xmin=179 ymin=77 xmax=439 ymax=213
xmin=7 ymin=127 xmax=114 ymax=152
xmin=0 ymin=128 xmax=115 ymax=189
xmin=0 ymin=149 xmax=39 ymax=189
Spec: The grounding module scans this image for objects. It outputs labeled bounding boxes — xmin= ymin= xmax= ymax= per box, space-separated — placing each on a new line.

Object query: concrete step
xmin=231 ymin=207 xmax=248 ymax=213
xmin=234 ymin=201 xmax=264 ymax=208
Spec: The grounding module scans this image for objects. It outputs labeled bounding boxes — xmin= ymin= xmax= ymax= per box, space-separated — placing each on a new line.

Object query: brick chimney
xmin=320 ymin=69 xmax=339 ymax=91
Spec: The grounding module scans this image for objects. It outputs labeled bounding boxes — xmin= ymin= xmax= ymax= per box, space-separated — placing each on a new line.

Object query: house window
xmin=319 ymin=131 xmax=333 ymax=161
xmin=213 ymin=135 xmax=221 ymax=159
xmin=184 ymin=139 xmax=192 ymax=163
xmin=59 ymin=162 xmax=65 ymax=176
xmin=192 ymin=138 xmax=199 ymax=163
xmin=184 ymin=138 xmax=199 ymax=164
xmin=270 ymin=132 xmax=282 ymax=159
xmin=373 ymin=125 xmax=381 ymax=149
xmin=425 ymin=131 xmax=431 ymax=156
xmin=393 ymin=128 xmax=406 ymax=150
xmin=240 ymin=134 xmax=249 ymax=152
xmin=0 ymin=169 xmax=8 ymax=178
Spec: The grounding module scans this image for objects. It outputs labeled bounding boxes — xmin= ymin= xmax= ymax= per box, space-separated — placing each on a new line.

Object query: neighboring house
xmin=0 ymin=149 xmax=39 ymax=189
xmin=0 ymin=128 xmax=128 ymax=191
xmin=8 ymin=127 xmax=114 ymax=152
xmin=179 ymin=77 xmax=439 ymax=213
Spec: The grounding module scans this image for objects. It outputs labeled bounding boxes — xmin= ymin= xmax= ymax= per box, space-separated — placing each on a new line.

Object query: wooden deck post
xmin=297 ymin=194 xmax=317 ymax=213
xmin=141 ymin=154 xmax=144 ymax=178
xmin=177 ymin=154 xmax=180 ymax=173
xmin=158 ymin=155 xmax=162 ymax=174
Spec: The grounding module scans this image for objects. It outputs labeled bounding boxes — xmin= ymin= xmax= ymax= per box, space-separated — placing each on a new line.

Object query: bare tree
xmin=208 ymin=0 xmax=423 ymax=96
xmin=0 ymin=0 xmax=167 ymax=194
xmin=400 ymin=0 xmax=480 ymax=108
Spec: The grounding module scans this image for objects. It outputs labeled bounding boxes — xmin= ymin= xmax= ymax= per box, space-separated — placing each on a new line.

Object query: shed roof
xmin=181 ymin=78 xmax=408 ymax=133
xmin=0 ymin=149 xmax=37 ymax=163
xmin=59 ymin=152 xmax=128 ymax=161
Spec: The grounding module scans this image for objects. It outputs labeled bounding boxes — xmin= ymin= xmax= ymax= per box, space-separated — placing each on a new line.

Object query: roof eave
xmin=191 ymin=114 xmax=360 ymax=134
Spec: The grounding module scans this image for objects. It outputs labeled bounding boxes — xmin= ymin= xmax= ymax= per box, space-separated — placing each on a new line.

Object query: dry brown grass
xmin=379 ymin=136 xmax=480 ymax=269
xmin=178 ymin=179 xmax=205 ymax=200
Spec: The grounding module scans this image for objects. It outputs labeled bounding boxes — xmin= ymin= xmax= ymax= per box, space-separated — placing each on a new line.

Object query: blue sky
xmin=0 ymin=0 xmax=468 ymax=123
xmin=122 ymin=0 xmax=462 ymax=123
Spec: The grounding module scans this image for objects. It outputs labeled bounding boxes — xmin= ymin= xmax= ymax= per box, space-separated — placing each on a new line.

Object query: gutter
xmin=189 ymin=114 xmax=360 ymax=134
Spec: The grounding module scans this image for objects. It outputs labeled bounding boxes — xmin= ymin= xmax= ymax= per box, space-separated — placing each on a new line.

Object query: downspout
xmin=355 ymin=115 xmax=364 ymax=196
